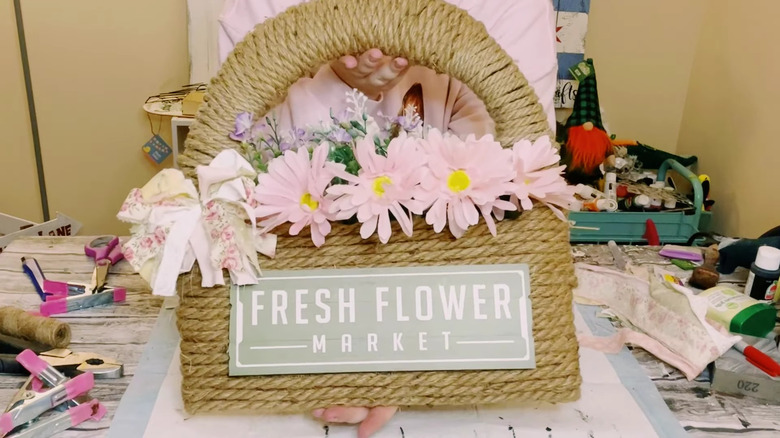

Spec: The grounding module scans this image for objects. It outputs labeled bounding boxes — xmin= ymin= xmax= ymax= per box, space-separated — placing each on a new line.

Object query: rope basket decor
xmin=177 ymin=0 xmax=580 ymax=415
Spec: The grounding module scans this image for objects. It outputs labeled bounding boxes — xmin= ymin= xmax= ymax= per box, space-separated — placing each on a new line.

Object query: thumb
xmin=357 ymin=406 xmax=398 ymax=438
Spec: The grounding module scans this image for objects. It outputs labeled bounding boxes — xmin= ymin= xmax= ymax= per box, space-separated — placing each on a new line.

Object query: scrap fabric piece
xmin=573 ymin=263 xmax=739 ymax=380
xmin=196 ymin=149 xmax=263 ymax=285
xmin=117 ymin=169 xmax=205 ymax=296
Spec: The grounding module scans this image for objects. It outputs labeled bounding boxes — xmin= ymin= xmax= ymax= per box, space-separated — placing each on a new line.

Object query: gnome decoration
xmin=561 ymin=58 xmax=614 ymax=185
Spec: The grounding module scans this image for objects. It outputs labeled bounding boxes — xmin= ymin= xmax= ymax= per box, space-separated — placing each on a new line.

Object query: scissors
xmin=84 ymin=236 xmax=124 ymax=293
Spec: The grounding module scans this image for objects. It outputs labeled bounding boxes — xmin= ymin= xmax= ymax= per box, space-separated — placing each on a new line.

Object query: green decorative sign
xmin=229 ymin=265 xmax=535 ymax=376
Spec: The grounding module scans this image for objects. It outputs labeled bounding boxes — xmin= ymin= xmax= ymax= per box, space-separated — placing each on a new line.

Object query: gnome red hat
xmin=563 ymin=59 xmax=613 ymax=184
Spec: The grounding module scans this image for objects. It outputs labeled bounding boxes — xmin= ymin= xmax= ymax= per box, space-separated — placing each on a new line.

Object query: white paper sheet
xmin=129 ymin=305 xmax=682 ymax=438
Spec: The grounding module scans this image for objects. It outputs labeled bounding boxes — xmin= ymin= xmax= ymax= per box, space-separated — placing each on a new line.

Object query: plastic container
xmin=698 ymin=286 xmax=776 ymax=337
xmin=744 ymin=246 xmax=780 ymax=301
xmin=569 ymin=159 xmax=711 ymax=243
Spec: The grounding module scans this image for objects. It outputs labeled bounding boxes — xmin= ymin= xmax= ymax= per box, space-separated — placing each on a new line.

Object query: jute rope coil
xmin=176 ymin=0 xmax=580 ymax=415
xmin=0 ymin=306 xmax=71 ymax=349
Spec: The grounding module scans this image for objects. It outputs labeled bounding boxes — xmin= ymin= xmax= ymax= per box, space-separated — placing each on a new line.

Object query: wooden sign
xmin=229 ymin=265 xmax=535 ymax=376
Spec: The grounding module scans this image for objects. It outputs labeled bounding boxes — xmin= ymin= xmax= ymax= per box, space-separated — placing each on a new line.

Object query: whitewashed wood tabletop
xmin=0 ymin=237 xmax=778 ymax=437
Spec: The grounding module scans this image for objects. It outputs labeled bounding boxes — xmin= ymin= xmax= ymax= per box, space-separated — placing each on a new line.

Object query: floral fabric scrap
xmin=117 ymin=169 xmax=205 ymax=296
xmin=117 ymin=151 xmax=273 ymax=296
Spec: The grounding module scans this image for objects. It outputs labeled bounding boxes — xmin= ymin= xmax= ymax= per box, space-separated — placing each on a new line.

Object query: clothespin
xmin=1 ymin=350 xmax=105 ymax=437
xmin=20 ymin=256 xmax=126 ymax=316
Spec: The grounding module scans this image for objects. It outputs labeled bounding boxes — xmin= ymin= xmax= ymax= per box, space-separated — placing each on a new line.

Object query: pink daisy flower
xmin=253 ymin=143 xmax=343 ymax=247
xmin=326 ymin=133 xmax=427 ymax=243
xmin=417 ymin=129 xmax=516 ymax=238
xmin=509 ymin=136 xmax=576 ymax=221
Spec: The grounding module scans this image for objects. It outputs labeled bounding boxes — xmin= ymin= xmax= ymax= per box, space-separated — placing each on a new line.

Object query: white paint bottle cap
xmin=755 ymin=246 xmax=780 ymax=271
xmin=633 ymin=194 xmax=651 ymax=207
xmin=664 ymin=199 xmax=677 ymax=209
xmin=569 ymin=199 xmax=583 ymax=212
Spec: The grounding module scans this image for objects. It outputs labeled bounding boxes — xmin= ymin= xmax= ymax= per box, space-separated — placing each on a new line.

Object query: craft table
xmin=0 ymin=237 xmax=778 ymax=437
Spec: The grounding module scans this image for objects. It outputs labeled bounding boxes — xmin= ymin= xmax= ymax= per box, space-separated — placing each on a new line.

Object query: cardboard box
xmin=182 ymin=91 xmax=205 ymax=117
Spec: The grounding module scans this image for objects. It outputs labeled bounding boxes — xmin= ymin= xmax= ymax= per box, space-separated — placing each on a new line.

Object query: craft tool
xmin=659 ymin=245 xmax=703 ymax=262
xmin=733 ymin=340 xmax=780 ymax=377
xmin=670 ymin=258 xmax=697 ymax=270
xmin=21 ymin=257 xmax=83 ymax=300
xmin=37 ymin=236 xmax=127 ymax=316
xmin=1 ymin=351 xmax=96 ymax=437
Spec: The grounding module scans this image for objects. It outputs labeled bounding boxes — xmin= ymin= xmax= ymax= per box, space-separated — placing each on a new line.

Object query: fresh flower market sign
xmin=229 ymin=264 xmax=535 ymax=375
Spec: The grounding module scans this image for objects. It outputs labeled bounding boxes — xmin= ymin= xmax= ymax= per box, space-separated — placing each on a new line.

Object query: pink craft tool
xmin=658 ymin=244 xmax=704 ymax=262
xmin=34 ymin=236 xmax=127 ymax=316
xmin=1 ymin=350 xmax=103 ymax=438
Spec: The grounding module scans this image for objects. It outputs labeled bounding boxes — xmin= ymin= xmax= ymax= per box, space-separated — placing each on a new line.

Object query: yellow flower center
xmin=524 ymin=178 xmax=532 ymax=185
xmin=372 ymin=175 xmax=393 ymax=197
xmin=300 ymin=193 xmax=319 ymax=211
xmin=447 ymin=170 xmax=471 ymax=193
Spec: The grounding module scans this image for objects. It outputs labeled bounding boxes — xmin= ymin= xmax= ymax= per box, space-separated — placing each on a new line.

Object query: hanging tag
xmin=569 ymin=60 xmax=593 ymax=83
xmin=142 ymin=134 xmax=172 ymax=165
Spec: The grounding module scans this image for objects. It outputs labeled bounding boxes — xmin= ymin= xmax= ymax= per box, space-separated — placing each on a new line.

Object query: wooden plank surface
xmin=1 ymin=237 xmax=778 ymax=437
xmin=0 ymin=236 xmax=163 ymax=437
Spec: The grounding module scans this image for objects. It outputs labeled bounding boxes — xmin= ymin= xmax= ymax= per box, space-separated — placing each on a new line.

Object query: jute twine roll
xmin=177 ymin=208 xmax=580 ymax=414
xmin=177 ymin=0 xmax=551 ymax=179
xmin=175 ymin=0 xmax=580 ymax=415
xmin=0 ymin=306 xmax=71 ymax=348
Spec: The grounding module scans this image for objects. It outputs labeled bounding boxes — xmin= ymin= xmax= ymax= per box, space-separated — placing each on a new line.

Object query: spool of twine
xmin=0 ymin=306 xmax=71 ymax=349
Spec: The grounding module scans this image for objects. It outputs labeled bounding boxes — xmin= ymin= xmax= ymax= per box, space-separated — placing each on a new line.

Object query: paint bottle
xmin=744 ymin=246 xmax=780 ymax=301
xmin=699 ymin=286 xmax=776 ymax=337
xmin=618 ymin=194 xmax=651 ymax=212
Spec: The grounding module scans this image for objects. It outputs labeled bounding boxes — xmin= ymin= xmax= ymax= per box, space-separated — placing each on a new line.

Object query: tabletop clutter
xmin=0 ymin=236 xmax=128 ymax=438
xmin=3 ymin=1 xmax=780 ymax=437
xmin=574 ymin=238 xmax=780 ymax=403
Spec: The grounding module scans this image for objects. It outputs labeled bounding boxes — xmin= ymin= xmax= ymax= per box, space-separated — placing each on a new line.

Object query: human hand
xmin=330 ymin=49 xmax=410 ymax=100
xmin=312 ymin=406 xmax=398 ymax=438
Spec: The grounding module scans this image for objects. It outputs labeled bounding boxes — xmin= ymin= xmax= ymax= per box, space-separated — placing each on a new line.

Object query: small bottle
xmin=699 ymin=286 xmax=776 ymax=337
xmin=744 ymin=246 xmax=780 ymax=301
xmin=605 ymin=172 xmax=617 ymax=202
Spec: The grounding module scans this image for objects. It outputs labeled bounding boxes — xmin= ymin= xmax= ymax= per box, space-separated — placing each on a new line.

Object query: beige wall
xmin=0 ymin=1 xmax=42 ymax=223
xmin=677 ymin=0 xmax=780 ymax=238
xmin=584 ymin=0 xmax=706 ymax=152
xmin=5 ymin=0 xmax=189 ymax=235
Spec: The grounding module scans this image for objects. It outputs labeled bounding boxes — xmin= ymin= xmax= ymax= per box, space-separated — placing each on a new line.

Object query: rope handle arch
xmin=178 ymin=0 xmax=552 ymax=177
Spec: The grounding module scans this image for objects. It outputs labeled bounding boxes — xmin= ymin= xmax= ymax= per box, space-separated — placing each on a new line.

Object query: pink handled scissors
xmin=84 ymin=236 xmax=124 ymax=293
